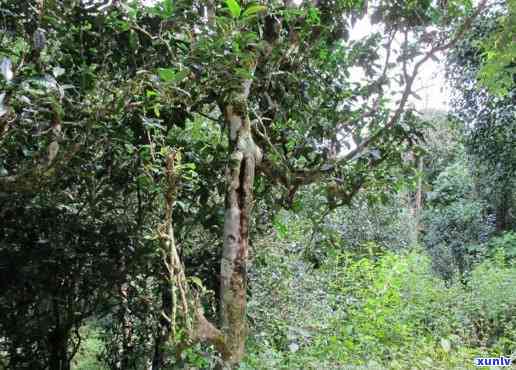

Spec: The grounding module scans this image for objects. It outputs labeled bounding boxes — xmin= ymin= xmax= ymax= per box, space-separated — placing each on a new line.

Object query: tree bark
xmin=220 ymin=85 xmax=261 ymax=367
xmin=151 ymin=283 xmax=172 ymax=370
xmin=48 ymin=327 xmax=70 ymax=370
xmin=116 ymin=282 xmax=134 ymax=370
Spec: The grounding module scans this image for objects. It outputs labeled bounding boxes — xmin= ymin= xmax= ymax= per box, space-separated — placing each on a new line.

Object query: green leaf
xmin=225 ymin=0 xmax=241 ymax=18
xmin=158 ymin=68 xmax=176 ymax=82
xmin=124 ymin=143 xmax=135 ymax=154
xmin=163 ymin=0 xmax=174 ymax=17
xmin=129 ymin=29 xmax=139 ymax=50
xmin=235 ymin=67 xmax=253 ymax=79
xmin=242 ymin=4 xmax=266 ymax=18
xmin=272 ymin=217 xmax=288 ymax=239
xmin=188 ymin=276 xmax=205 ymax=290
xmin=174 ymin=69 xmax=189 ymax=82
xmin=114 ymin=20 xmax=130 ymax=31
xmin=182 ymin=163 xmax=196 ymax=170
xmin=307 ymin=7 xmax=320 ymax=24
xmin=52 ymin=66 xmax=65 ymax=78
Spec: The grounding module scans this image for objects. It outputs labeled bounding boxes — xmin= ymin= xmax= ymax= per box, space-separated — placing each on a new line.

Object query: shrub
xmin=486 ymin=232 xmax=516 ymax=262
xmin=422 ymin=160 xmax=494 ymax=280
xmin=243 ymin=243 xmax=516 ymax=369
xmin=454 ymin=255 xmax=516 ymax=353
xmin=71 ymin=324 xmax=106 ymax=370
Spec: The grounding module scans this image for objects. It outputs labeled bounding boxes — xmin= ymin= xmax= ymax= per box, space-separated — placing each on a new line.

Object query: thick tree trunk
xmin=48 ymin=328 xmax=70 ymax=370
xmin=151 ymin=283 xmax=172 ymax=370
xmin=217 ymin=62 xmax=260 ymax=367
xmin=220 ymin=98 xmax=261 ymax=367
xmin=117 ymin=282 xmax=134 ymax=370
xmin=48 ymin=297 xmax=71 ymax=370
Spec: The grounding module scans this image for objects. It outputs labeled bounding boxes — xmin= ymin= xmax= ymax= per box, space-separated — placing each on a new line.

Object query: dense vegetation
xmin=0 ymin=0 xmax=514 ymax=369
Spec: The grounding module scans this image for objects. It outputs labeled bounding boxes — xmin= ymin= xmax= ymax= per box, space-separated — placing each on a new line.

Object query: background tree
xmin=447 ymin=1 xmax=516 ymax=234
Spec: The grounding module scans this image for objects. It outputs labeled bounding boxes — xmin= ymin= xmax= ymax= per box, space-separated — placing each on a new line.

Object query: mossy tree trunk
xmin=219 ymin=75 xmax=261 ymax=367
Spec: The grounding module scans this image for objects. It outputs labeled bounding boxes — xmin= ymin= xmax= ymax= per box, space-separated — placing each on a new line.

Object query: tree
xmin=0 ymin=0 xmax=489 ymax=368
xmin=477 ymin=0 xmax=516 ymax=95
xmin=447 ymin=0 xmax=516 ymax=233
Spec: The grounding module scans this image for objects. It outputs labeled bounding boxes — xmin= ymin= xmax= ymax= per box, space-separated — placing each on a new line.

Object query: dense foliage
xmin=1 ymin=0 xmax=514 ymax=369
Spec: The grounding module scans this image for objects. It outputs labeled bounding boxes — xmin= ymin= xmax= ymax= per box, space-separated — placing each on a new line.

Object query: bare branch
xmin=341 ymin=0 xmax=489 ymax=164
